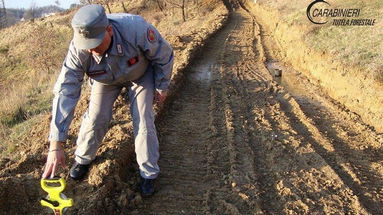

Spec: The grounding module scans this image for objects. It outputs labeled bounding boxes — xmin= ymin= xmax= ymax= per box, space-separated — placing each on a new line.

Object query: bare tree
xmin=24 ymin=1 xmax=38 ymax=22
xmin=118 ymin=0 xmax=135 ymax=13
xmin=79 ymin=0 xmax=94 ymax=4
xmin=166 ymin=0 xmax=186 ymax=22
xmin=121 ymin=1 xmax=128 ymax=12
xmin=0 ymin=0 xmax=6 ymax=28
xmin=80 ymin=0 xmax=113 ymax=13
xmin=155 ymin=0 xmax=165 ymax=12
xmin=100 ymin=0 xmax=112 ymax=13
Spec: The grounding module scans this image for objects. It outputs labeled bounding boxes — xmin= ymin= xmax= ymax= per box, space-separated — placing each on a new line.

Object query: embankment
xmin=244 ymin=1 xmax=383 ymax=132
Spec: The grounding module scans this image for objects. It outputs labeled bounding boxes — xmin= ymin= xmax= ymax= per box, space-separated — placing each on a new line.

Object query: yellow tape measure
xmin=40 ymin=178 xmax=73 ymax=215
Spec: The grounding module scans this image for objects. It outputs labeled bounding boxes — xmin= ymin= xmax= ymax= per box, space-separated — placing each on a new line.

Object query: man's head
xmin=71 ymin=4 xmax=112 ymax=53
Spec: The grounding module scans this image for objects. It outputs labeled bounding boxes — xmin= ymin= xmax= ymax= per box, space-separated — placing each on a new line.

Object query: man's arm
xmin=49 ymin=41 xmax=86 ymax=142
xmin=137 ymin=18 xmax=174 ymax=92
xmin=43 ymin=41 xmax=86 ymax=178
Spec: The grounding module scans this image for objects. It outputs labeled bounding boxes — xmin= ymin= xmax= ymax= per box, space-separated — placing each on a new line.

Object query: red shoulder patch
xmin=147 ymin=28 xmax=157 ymax=43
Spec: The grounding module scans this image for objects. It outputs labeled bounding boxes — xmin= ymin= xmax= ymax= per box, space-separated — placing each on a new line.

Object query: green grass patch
xmin=0 ymin=83 xmax=52 ymax=127
xmin=0 ymin=45 xmax=9 ymax=54
xmin=0 ymin=107 xmax=28 ymax=127
xmin=0 ymin=114 xmax=43 ymax=158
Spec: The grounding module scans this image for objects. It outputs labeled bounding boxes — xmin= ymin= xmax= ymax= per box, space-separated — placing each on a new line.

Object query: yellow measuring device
xmin=40 ymin=177 xmax=73 ymax=215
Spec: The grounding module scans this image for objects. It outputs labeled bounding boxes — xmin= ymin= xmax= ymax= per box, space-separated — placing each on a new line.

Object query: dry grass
xmin=258 ymin=0 xmax=383 ymax=80
xmin=0 ymin=12 xmax=74 ymax=156
xmin=0 ymin=13 xmax=73 ymax=120
xmin=307 ymin=1 xmax=383 ymax=80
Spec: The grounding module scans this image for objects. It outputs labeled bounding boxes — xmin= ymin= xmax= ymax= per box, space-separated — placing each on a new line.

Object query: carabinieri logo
xmin=306 ymin=0 xmax=377 ymax=26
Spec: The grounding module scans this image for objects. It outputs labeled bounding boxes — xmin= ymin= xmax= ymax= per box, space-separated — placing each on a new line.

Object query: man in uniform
xmin=42 ymin=4 xmax=174 ymax=197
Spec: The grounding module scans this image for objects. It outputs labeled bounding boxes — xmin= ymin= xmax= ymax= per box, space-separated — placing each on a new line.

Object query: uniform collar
xmin=91 ymin=23 xmax=125 ymax=64
xmin=92 ymin=53 xmax=103 ymax=64
xmin=91 ymin=41 xmax=110 ymax=64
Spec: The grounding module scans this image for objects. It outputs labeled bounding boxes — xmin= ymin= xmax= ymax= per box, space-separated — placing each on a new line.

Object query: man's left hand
xmin=154 ymin=90 xmax=168 ymax=105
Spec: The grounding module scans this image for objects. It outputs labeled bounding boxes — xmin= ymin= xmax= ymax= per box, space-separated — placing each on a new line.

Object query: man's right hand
xmin=42 ymin=141 xmax=66 ymax=179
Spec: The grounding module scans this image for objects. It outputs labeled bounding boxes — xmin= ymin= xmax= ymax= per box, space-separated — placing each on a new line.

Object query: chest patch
xmin=87 ymin=70 xmax=106 ymax=77
xmin=128 ymin=56 xmax=139 ymax=66
xmin=147 ymin=28 xmax=157 ymax=43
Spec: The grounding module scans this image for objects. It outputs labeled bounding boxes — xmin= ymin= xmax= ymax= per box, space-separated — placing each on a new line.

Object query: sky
xmin=4 ymin=0 xmax=81 ymax=9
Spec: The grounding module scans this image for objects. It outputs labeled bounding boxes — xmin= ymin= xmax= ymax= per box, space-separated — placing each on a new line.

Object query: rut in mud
xmin=134 ymin=4 xmax=383 ymax=215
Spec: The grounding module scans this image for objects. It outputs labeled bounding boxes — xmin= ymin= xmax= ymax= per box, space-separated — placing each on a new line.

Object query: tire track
xmin=222 ymin=5 xmax=371 ymax=214
xmin=136 ymin=13 xmax=252 ymax=214
xmin=137 ymin=65 xmax=211 ymax=214
xmin=218 ymin=11 xmax=278 ymax=214
xmin=136 ymin=2 xmax=381 ymax=215
xmin=272 ymin=68 xmax=383 ymax=214
xmin=243 ymin=1 xmax=383 ymax=214
xmin=244 ymin=2 xmax=383 ymax=213
xmin=274 ymin=64 xmax=383 ymax=213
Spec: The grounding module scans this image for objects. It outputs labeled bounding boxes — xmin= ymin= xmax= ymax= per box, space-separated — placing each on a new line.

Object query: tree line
xmin=81 ymin=0 xmax=201 ymax=22
xmin=2 ymin=5 xmax=67 ymax=27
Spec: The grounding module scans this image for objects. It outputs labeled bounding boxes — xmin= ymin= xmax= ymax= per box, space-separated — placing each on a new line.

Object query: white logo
xmin=79 ymin=29 xmax=90 ymax=37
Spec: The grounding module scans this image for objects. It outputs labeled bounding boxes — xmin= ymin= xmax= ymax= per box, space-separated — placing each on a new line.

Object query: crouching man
xmin=42 ymin=4 xmax=174 ymax=197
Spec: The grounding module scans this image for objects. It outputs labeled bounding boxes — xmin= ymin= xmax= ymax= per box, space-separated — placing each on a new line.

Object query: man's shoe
xmin=140 ymin=177 xmax=155 ymax=197
xmin=70 ymin=162 xmax=90 ymax=180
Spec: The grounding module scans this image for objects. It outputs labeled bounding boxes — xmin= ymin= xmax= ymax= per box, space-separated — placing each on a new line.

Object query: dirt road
xmin=135 ymin=5 xmax=383 ymax=215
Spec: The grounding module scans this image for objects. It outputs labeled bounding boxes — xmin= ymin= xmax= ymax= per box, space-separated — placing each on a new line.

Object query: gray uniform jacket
xmin=49 ymin=14 xmax=174 ymax=142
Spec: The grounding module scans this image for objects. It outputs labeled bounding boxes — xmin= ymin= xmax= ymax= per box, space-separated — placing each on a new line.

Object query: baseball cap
xmin=71 ymin=4 xmax=109 ymax=50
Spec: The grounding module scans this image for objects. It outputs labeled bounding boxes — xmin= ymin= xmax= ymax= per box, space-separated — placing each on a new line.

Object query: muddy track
xmin=134 ymin=3 xmax=383 ymax=214
xmin=249 ymin=3 xmax=383 ymax=214
xmin=135 ymin=11 xmax=255 ymax=214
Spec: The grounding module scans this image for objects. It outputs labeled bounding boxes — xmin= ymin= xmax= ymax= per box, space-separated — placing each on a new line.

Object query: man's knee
xmin=84 ymin=110 xmax=112 ymax=129
xmin=137 ymin=125 xmax=156 ymax=135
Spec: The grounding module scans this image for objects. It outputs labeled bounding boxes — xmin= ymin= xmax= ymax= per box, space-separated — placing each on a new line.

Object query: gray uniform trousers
xmin=74 ymin=68 xmax=160 ymax=179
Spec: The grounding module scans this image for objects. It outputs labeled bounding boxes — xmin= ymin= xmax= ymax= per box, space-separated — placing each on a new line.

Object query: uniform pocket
xmin=87 ymin=70 xmax=106 ymax=77
xmin=87 ymin=63 xmax=115 ymax=84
